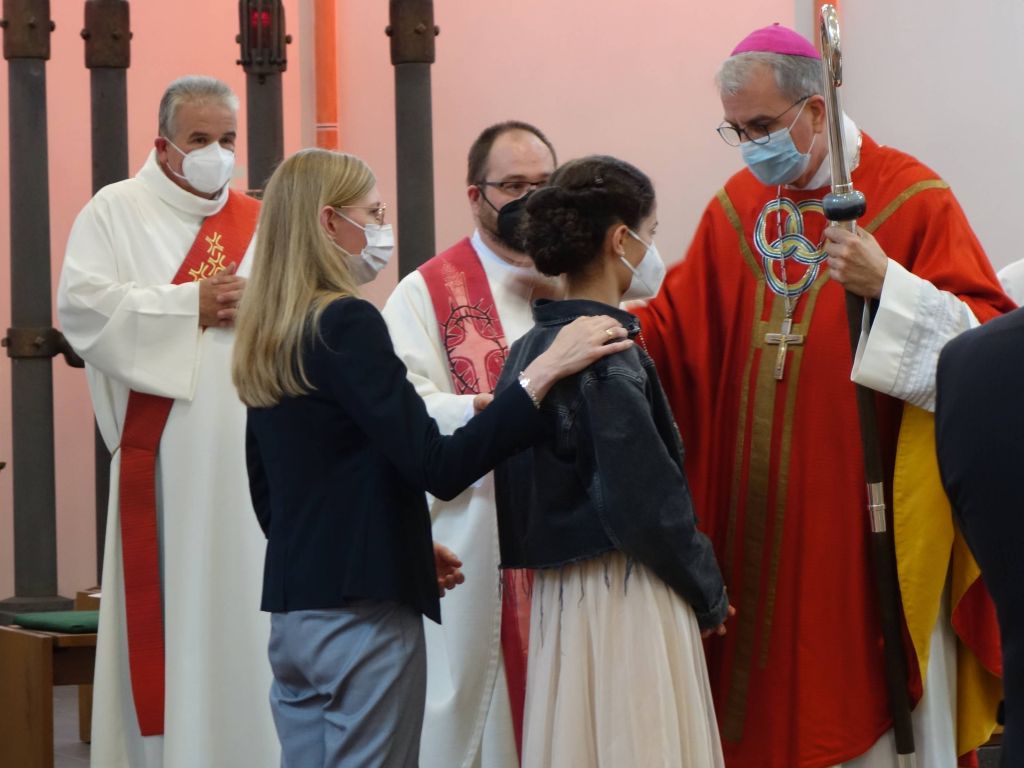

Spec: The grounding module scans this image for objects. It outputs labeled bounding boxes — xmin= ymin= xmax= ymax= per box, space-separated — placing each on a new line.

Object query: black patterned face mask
xmin=495 ymin=191 xmax=534 ymax=253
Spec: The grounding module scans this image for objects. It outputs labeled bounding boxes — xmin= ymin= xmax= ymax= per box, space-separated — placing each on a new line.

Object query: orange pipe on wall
xmin=315 ymin=0 xmax=340 ymax=150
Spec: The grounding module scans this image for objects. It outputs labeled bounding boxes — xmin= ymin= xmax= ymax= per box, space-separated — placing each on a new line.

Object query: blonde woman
xmin=231 ymin=148 xmax=631 ymax=768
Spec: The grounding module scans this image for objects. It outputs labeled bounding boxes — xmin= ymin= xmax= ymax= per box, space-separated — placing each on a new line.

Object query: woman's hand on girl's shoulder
xmin=522 ymin=316 xmax=633 ymax=401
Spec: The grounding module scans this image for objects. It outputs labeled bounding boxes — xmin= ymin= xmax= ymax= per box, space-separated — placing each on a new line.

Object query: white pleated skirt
xmin=521 ymin=551 xmax=725 ymax=768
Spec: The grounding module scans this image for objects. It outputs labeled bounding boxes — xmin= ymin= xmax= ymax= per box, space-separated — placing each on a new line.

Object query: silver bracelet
xmin=518 ymin=371 xmax=541 ymax=409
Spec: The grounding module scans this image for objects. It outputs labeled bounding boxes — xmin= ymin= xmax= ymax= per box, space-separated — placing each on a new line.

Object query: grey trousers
xmin=268 ymin=601 xmax=426 ymax=768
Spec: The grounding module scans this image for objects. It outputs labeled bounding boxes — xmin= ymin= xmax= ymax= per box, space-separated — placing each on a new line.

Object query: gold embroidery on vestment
xmin=717 ymin=190 xmax=763 ymax=583
xmin=187 ymin=231 xmax=231 ymax=282
xmin=716 ymin=178 xmax=946 ymax=741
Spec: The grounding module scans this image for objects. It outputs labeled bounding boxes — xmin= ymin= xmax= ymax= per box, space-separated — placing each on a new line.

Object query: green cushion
xmin=13 ymin=610 xmax=99 ymax=634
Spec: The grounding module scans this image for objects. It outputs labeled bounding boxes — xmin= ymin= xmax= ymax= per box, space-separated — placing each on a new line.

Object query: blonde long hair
xmin=232 ymin=148 xmax=375 ymax=407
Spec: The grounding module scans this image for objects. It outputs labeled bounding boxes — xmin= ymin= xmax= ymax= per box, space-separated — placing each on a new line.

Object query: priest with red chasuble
xmin=634 ymin=25 xmax=1012 ymax=768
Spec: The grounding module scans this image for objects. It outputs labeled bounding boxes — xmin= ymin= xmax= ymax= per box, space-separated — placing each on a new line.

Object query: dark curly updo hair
xmin=524 ymin=155 xmax=654 ymax=277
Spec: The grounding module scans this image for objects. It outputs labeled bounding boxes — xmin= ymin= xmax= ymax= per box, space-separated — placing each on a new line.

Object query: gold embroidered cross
xmin=207 ymin=252 xmax=226 ymax=274
xmin=764 ymin=318 xmax=805 ymax=381
xmin=205 ymin=232 xmax=224 ymax=257
xmin=188 ymin=232 xmax=230 ymax=282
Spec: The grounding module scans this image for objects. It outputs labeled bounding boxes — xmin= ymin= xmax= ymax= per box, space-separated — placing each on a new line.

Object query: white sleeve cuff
xmin=851 ymin=259 xmax=976 ymax=412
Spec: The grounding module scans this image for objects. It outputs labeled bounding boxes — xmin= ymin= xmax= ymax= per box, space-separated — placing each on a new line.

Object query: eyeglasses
xmin=476 ymin=179 xmax=548 ymax=197
xmin=336 ymin=203 xmax=387 ymax=226
xmin=716 ymin=95 xmax=811 ymax=147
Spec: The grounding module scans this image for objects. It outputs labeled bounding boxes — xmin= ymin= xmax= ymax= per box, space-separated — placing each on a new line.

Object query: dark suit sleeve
xmin=936 ymin=318 xmax=1024 ymax=548
xmin=935 ymin=338 xmax=969 ymax=508
xmin=935 ymin=317 xmax=1024 ymax=742
xmin=936 ymin=330 xmax=1006 ymax=517
xmin=575 ymin=372 xmax=728 ymax=629
xmin=317 ymin=298 xmax=544 ymax=500
xmin=245 ymin=416 xmax=271 ymax=537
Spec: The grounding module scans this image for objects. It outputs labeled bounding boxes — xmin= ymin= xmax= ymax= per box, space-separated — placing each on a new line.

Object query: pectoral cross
xmin=764 ymin=318 xmax=805 ymax=381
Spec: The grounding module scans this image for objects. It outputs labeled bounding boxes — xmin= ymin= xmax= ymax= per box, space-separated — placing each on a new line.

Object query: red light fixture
xmin=237 ymin=0 xmax=289 ymax=79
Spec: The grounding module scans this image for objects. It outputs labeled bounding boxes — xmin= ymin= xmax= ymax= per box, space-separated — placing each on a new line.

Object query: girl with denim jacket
xmin=494 ymin=155 xmax=733 ymax=767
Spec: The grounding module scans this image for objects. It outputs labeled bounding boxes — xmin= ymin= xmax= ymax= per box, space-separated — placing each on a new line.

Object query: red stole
xmin=118 ymin=190 xmax=260 ymax=736
xmin=419 ymin=238 xmax=532 ymax=759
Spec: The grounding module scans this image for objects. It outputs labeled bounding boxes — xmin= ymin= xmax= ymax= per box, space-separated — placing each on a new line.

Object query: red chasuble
xmin=118 ymin=189 xmax=259 ymax=736
xmin=635 ymin=135 xmax=1011 ymax=768
xmin=418 ymin=238 xmax=532 ymax=760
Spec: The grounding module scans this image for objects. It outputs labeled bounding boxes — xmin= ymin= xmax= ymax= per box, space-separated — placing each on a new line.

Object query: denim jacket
xmin=494 ymin=298 xmax=729 ymax=629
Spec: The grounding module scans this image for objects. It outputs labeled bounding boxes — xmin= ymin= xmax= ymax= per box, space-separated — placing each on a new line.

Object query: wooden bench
xmin=0 ymin=591 xmax=99 ymax=768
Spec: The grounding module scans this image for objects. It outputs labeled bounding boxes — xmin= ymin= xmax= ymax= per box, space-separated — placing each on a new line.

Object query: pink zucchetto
xmin=730 ymin=23 xmax=821 ymax=60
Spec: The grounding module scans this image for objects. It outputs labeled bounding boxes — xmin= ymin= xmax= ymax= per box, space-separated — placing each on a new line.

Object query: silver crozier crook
xmin=819 ymin=6 xmax=917 ymax=767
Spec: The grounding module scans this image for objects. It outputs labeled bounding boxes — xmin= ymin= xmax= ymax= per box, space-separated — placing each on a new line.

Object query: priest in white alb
xmin=57 ymin=75 xmax=278 ymax=768
xmin=382 ymin=121 xmax=559 ymax=768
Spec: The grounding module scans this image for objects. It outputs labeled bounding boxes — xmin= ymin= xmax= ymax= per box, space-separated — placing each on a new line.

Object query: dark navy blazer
xmin=246 ymin=297 xmax=543 ymax=623
xmin=936 ymin=307 xmax=1024 ymax=763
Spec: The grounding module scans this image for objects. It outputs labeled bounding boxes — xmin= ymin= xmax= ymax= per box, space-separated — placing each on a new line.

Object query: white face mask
xmin=332 ymin=209 xmax=395 ymax=285
xmin=166 ymin=139 xmax=235 ymax=195
xmin=621 ymin=229 xmax=667 ymax=301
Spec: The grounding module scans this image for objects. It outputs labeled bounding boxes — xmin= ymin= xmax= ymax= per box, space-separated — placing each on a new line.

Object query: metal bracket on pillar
xmin=3 ymin=327 xmax=84 ymax=368
xmin=387 ymin=0 xmax=439 ymax=277
xmin=82 ymin=0 xmax=130 ymax=68
xmin=386 ymin=0 xmax=438 ymax=65
xmin=1 ymin=0 xmax=54 ymax=60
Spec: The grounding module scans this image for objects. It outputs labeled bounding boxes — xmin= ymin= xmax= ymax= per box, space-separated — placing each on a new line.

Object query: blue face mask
xmin=739 ymin=100 xmax=816 ymax=186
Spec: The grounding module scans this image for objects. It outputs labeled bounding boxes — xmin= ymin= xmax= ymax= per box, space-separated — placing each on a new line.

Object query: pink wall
xmin=352 ymin=0 xmax=796 ymax=306
xmin=839 ymin=0 xmax=1023 ymax=273
xmin=0 ymin=0 xmax=794 ymax=598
